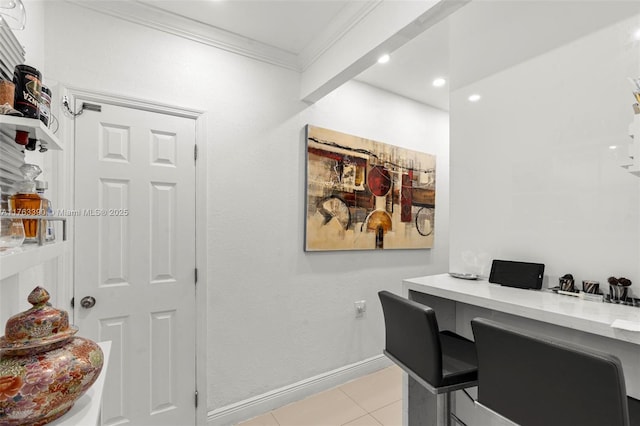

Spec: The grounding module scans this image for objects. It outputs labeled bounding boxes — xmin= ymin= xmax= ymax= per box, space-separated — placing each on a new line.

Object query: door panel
xmin=74 ymin=102 xmax=196 ymax=426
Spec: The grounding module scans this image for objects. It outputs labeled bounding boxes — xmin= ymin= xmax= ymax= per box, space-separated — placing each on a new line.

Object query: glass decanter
xmin=9 ymin=163 xmax=42 ymax=242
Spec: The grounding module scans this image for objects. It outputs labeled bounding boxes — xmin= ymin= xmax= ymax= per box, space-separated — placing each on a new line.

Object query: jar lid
xmin=13 ymin=164 xmax=41 ymax=194
xmin=0 ymin=287 xmax=78 ymax=354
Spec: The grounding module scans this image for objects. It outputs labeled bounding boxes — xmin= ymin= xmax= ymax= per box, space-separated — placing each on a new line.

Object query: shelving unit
xmin=0 ymin=115 xmax=63 ymax=150
xmin=0 ymin=240 xmax=69 ymax=281
xmin=1 ymin=116 xmax=68 ymax=281
xmin=621 ymin=114 xmax=640 ymax=177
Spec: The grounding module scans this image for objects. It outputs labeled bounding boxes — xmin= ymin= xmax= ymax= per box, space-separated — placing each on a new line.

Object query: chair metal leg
xmin=446 ymin=391 xmax=469 ymax=426
xmin=450 ymin=412 xmax=468 ymax=426
xmin=444 ymin=392 xmax=452 ymax=426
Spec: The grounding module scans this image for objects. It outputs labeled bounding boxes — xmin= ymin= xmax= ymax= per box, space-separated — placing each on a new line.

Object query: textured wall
xmin=35 ymin=1 xmax=451 ymax=413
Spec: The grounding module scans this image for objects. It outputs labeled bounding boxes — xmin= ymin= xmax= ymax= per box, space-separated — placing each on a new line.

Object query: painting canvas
xmin=305 ymin=125 xmax=436 ymax=251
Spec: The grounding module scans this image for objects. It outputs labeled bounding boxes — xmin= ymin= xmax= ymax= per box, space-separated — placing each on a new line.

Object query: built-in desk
xmin=401 ymin=274 xmax=640 ymax=426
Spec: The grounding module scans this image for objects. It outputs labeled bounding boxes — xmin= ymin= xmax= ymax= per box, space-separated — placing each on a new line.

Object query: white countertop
xmin=403 ymin=274 xmax=640 ymax=346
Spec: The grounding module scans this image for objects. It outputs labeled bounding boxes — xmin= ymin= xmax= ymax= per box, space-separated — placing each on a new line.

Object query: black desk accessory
xmin=489 ymin=260 xmax=545 ymax=290
xmin=549 ymin=286 xmax=640 ymax=307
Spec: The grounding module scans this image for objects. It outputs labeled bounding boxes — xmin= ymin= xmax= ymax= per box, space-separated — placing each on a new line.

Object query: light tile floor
xmin=237 ymin=365 xmax=402 ymax=426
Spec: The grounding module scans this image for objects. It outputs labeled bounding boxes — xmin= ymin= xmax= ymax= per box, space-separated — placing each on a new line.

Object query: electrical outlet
xmin=354 ymin=300 xmax=366 ymax=317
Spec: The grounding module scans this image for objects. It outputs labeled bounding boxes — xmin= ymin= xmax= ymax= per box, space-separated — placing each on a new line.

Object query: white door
xmin=74 ymin=101 xmax=197 ymax=426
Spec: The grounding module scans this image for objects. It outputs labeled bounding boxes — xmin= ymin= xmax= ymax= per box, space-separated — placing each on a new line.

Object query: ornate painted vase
xmin=0 ymin=287 xmax=103 ymax=426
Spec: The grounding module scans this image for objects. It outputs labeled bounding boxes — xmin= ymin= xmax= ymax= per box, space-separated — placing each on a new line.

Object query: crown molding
xmin=65 ymin=0 xmax=383 ymax=73
xmin=66 ymin=0 xmax=300 ymax=71
xmin=298 ymin=0 xmax=382 ymax=72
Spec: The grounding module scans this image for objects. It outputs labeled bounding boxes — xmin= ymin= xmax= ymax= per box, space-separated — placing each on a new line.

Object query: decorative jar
xmin=609 ymin=284 xmax=629 ymax=302
xmin=582 ymin=280 xmax=600 ymax=294
xmin=559 ymin=275 xmax=575 ymax=292
xmin=0 ymin=287 xmax=103 ymax=425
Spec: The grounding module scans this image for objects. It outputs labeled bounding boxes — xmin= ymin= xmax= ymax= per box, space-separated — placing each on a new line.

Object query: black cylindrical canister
xmin=39 ymin=85 xmax=51 ymax=127
xmin=26 ymin=138 xmax=38 ymax=151
xmin=13 ymin=65 xmax=42 ymax=119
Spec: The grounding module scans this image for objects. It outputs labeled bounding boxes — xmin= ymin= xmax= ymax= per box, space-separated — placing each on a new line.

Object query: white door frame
xmin=59 ymin=86 xmax=209 ymax=425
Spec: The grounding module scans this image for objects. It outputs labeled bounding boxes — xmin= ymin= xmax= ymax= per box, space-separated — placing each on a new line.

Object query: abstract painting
xmin=305 ymin=125 xmax=436 ymax=251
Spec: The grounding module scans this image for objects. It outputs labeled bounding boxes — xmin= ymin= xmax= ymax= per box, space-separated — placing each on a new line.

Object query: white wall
xmin=206 ymin=81 xmax=449 ymax=410
xmin=449 ymin=15 xmax=640 ymax=291
xmin=18 ymin=0 xmax=45 ymax=70
xmin=30 ymin=1 xmax=450 ymax=419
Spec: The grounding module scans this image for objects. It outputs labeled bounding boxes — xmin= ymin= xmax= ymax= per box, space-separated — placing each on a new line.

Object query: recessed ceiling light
xmin=468 ymin=94 xmax=481 ymax=102
xmin=609 ymin=145 xmax=617 ymax=150
xmin=377 ymin=54 xmax=390 ymax=64
xmin=432 ymin=78 xmax=446 ymax=87
xmin=634 ymin=28 xmax=640 ymax=41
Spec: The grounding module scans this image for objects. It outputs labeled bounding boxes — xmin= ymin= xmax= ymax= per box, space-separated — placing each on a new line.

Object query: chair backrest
xmin=378 ymin=290 xmax=443 ymax=386
xmin=471 ymin=317 xmax=631 ymax=426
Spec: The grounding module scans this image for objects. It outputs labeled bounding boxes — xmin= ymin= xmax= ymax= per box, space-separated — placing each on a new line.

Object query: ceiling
xmin=77 ymin=1 xmax=640 ymax=112
xmin=356 ymin=0 xmax=640 ymax=111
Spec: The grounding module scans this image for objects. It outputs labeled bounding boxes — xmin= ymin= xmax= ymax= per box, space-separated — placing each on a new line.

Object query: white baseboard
xmin=207 ymin=354 xmax=392 ymax=426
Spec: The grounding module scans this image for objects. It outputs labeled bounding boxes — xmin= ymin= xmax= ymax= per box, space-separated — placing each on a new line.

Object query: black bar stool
xmin=471 ymin=317 xmax=640 ymax=426
xmin=378 ymin=291 xmax=478 ymax=426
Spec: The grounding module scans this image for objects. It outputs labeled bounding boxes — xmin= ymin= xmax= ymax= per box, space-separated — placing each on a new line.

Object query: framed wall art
xmin=305 ymin=125 xmax=436 ymax=251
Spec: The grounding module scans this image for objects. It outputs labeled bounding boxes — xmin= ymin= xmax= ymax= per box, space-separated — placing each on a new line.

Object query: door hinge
xmin=195 ymin=390 xmax=199 ymax=408
xmin=195 ymin=267 xmax=198 ymax=284
xmin=194 ymin=144 xmax=198 ymax=162
xmin=70 ymin=297 xmax=74 ymax=308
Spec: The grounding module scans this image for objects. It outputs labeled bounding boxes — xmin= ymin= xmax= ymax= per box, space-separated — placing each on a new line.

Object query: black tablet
xmin=489 ymin=260 xmax=545 ymax=290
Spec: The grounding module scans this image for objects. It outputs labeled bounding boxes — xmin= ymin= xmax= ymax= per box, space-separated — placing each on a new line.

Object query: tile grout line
xmin=335 ymin=387 xmax=372 ymax=425
xmin=337 ymin=386 xmax=368 ymax=411
xmin=370 ymin=398 xmax=402 ymax=413
xmin=337 ymin=386 xmax=397 ymax=426
xmin=269 ymin=411 xmax=282 ymax=426
xmin=368 ymin=398 xmax=402 ymax=426
xmin=340 ymin=412 xmax=384 ymax=426
xmin=337 ymin=388 xmax=385 ymax=426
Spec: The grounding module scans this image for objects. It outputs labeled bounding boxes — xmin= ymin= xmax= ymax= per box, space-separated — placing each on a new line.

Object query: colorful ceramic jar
xmin=0 ymin=287 xmax=103 ymax=426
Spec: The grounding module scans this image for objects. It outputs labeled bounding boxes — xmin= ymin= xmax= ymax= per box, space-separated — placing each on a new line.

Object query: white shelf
xmin=0 ymin=115 xmax=63 ymax=150
xmin=621 ymin=115 xmax=640 ymax=176
xmin=0 ymin=240 xmax=69 ymax=280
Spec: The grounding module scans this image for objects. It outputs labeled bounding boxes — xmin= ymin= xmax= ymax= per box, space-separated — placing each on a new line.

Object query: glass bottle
xmin=0 ymin=217 xmax=25 ymax=252
xmin=0 ymin=185 xmax=25 ymax=252
xmin=35 ymin=180 xmax=55 ymax=242
xmin=9 ymin=164 xmax=42 ymax=243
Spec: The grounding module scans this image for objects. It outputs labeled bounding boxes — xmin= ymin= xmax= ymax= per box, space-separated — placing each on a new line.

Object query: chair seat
xmin=629 ymin=396 xmax=640 ymax=426
xmin=473 ymin=318 xmax=637 ymax=426
xmin=440 ymin=330 xmax=478 ymax=388
xmin=378 ymin=290 xmax=478 ymax=425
